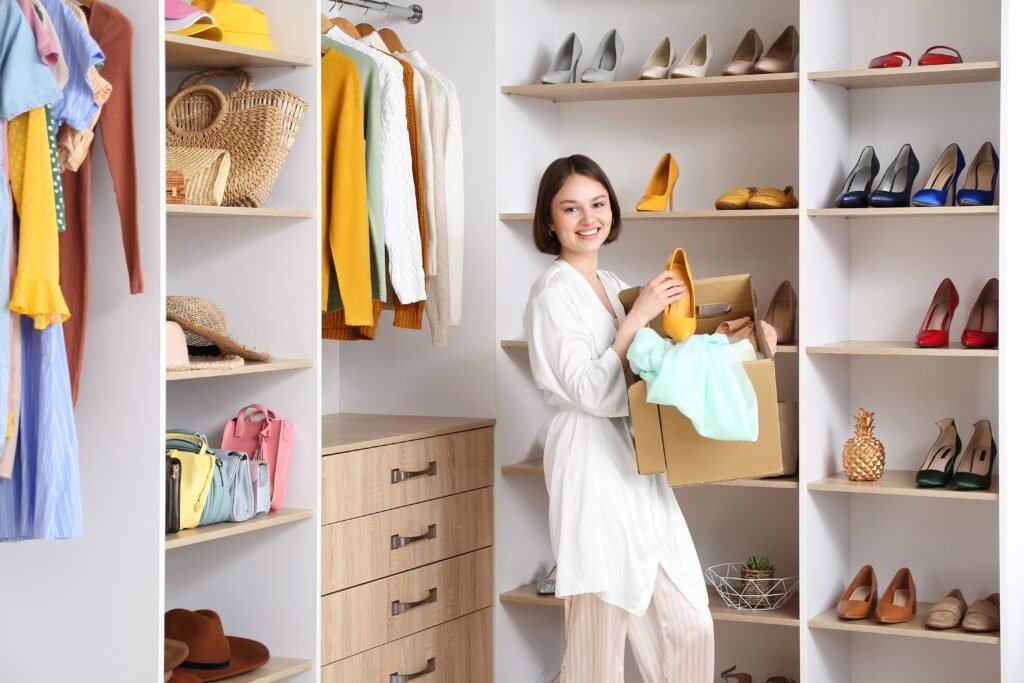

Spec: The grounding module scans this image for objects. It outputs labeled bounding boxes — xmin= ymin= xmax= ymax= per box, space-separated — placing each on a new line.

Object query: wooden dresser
xmin=321 ymin=413 xmax=496 ymax=682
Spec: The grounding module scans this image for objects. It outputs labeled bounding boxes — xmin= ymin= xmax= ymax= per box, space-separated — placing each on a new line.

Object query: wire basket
xmin=705 ymin=563 xmax=799 ymax=611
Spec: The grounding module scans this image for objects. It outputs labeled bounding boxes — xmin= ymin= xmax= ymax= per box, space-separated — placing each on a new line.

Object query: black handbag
xmin=166 ymin=455 xmax=182 ymax=534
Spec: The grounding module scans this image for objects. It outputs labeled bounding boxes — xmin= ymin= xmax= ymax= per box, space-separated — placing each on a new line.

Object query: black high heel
xmin=835 ymin=145 xmax=879 ymax=208
xmin=869 ymin=143 xmax=920 ymax=207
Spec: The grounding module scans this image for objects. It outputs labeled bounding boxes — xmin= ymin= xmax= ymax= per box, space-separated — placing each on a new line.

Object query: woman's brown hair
xmin=532 ymin=154 xmax=622 ymax=255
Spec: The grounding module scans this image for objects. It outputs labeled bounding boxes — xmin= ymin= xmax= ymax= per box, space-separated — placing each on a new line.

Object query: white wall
xmin=0 ymin=1 xmax=164 ymax=680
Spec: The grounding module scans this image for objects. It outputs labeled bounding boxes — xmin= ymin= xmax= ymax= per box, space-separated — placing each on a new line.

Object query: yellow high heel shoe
xmin=636 ymin=153 xmax=679 ymax=212
xmin=662 ymin=247 xmax=696 ymax=343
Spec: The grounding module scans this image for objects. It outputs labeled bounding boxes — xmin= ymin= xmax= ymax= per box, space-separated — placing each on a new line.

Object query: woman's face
xmin=549 ymin=173 xmax=613 ymax=258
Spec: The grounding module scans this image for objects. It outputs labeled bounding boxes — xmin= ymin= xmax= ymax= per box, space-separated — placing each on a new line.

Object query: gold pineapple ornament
xmin=842 ymin=409 xmax=885 ymax=481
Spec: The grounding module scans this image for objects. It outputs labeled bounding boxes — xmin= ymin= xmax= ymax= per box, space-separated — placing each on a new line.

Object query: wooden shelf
xmin=322 ymin=413 xmax=496 ymax=455
xmin=501 ymin=583 xmax=799 ymax=626
xmin=810 ymin=605 xmax=999 ymax=645
xmin=501 ymin=458 xmax=798 ymax=489
xmin=500 ymin=209 xmax=798 ymax=221
xmin=808 ymin=61 xmax=1000 ymax=90
xmin=167 ymin=205 xmax=313 ymax=219
xmin=165 ymin=34 xmax=313 ymax=69
xmin=165 ymin=509 xmax=313 ymax=550
xmin=808 ymin=470 xmax=997 ymax=501
xmin=224 ymin=657 xmax=314 ymax=683
xmin=501 ymin=72 xmax=798 ymax=102
xmin=806 ymin=341 xmax=997 ymax=358
xmin=808 ymin=206 xmax=998 ymax=219
xmin=501 ymin=339 xmax=798 ymax=354
xmin=166 ymin=359 xmax=314 ymax=381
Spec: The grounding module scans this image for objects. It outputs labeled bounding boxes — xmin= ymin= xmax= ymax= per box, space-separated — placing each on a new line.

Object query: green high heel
xmin=953 ymin=420 xmax=997 ymax=490
xmin=916 ymin=418 xmax=962 ymax=488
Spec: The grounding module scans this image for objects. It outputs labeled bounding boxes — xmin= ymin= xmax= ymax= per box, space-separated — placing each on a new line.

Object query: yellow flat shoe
xmin=747 ymin=186 xmax=798 ymax=209
xmin=662 ymin=247 xmax=696 ymax=343
xmin=636 ymin=153 xmax=680 ymax=212
xmin=715 ymin=186 xmax=757 ymax=210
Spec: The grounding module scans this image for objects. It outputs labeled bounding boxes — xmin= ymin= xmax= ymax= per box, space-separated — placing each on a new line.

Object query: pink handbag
xmin=222 ymin=404 xmax=294 ymax=511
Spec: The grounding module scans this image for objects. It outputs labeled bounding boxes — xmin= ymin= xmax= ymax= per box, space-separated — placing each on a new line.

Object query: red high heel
xmin=962 ymin=278 xmax=998 ymax=348
xmin=915 ymin=278 xmax=959 ymax=347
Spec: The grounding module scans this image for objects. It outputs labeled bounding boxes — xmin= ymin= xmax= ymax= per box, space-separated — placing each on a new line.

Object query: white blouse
xmin=523 ymin=259 xmax=710 ymax=616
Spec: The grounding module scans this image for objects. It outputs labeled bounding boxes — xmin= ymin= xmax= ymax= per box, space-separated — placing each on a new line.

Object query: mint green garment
xmin=322 ymin=35 xmax=385 ymax=308
xmin=627 ymin=328 xmax=759 ymax=442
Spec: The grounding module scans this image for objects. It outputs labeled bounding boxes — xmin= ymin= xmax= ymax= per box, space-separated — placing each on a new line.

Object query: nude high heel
xmin=671 ymin=34 xmax=713 ymax=78
xmin=639 ymin=36 xmax=676 ymax=80
xmin=720 ymin=665 xmax=753 ymax=683
xmin=722 ymin=28 xmax=763 ymax=76
xmin=662 ymin=247 xmax=696 ymax=343
xmin=755 ymin=25 xmax=799 ymax=74
xmin=763 ymin=281 xmax=797 ymax=345
xmin=636 ymin=153 xmax=679 ymax=212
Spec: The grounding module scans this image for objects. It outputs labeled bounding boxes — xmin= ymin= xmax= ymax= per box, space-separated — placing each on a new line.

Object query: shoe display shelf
xmin=162 ymin=3 xmax=320 ymax=680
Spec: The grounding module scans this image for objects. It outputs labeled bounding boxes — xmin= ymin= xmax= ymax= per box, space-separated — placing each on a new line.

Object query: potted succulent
xmin=740 ymin=554 xmax=775 ymax=608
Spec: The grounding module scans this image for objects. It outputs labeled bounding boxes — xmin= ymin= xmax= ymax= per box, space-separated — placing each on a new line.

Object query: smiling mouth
xmin=576 ymin=227 xmax=600 ymax=238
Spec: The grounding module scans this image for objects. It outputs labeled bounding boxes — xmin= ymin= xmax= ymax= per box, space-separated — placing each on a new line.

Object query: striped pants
xmin=561 ymin=567 xmax=714 ymax=683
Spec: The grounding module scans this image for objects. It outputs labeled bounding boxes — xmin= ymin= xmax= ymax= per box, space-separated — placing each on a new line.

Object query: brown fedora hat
xmin=166 ymin=296 xmax=271 ymax=363
xmin=165 ymin=609 xmax=270 ymax=682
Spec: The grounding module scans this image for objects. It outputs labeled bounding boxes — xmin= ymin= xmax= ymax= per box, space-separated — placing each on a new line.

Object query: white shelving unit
xmin=163 ymin=4 xmax=320 ymax=681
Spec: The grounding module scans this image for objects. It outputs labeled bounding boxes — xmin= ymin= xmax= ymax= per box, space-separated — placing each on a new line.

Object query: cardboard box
xmin=620 ymin=274 xmax=787 ymax=487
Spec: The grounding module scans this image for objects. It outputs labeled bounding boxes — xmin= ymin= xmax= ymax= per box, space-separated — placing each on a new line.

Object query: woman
xmin=523 ymin=155 xmax=714 ymax=682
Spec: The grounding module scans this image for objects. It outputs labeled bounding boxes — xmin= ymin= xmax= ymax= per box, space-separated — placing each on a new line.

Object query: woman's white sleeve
xmin=525 ymin=288 xmax=629 ymax=418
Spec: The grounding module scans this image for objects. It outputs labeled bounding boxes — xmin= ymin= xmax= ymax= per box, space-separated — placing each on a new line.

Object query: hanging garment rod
xmin=330 ymin=0 xmax=423 ymax=24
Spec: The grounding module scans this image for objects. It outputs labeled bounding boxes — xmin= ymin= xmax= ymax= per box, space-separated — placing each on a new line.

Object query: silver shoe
xmin=581 ymin=29 xmax=624 ymax=83
xmin=542 ymin=32 xmax=582 ymax=84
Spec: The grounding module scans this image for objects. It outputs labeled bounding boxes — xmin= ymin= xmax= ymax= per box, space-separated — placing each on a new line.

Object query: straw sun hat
xmin=166 ymin=296 xmax=270 ymax=371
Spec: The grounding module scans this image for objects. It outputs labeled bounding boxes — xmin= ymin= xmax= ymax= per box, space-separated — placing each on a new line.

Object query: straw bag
xmin=166 ymin=146 xmax=232 ymax=206
xmin=167 ymin=85 xmax=284 ymax=207
xmin=168 ymin=70 xmax=307 ymax=206
xmin=167 ymin=170 xmax=186 ymax=205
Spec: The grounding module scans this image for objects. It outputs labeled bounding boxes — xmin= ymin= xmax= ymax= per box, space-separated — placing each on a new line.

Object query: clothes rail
xmin=328 ymin=0 xmax=423 ymax=24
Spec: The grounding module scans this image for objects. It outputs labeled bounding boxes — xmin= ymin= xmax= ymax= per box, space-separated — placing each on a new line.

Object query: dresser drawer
xmin=322 ymin=547 xmax=493 ymax=664
xmin=322 ymin=427 xmax=494 ymax=524
xmin=322 ymin=487 xmax=493 ymax=593
xmin=322 ymin=607 xmax=492 ymax=683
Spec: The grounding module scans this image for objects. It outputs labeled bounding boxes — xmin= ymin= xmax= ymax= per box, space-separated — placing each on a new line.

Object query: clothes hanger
xmin=330 ymin=17 xmax=362 ymax=40
xmin=378 ymin=28 xmax=407 ymax=54
xmin=355 ymin=22 xmax=378 ymax=38
xmin=320 ymin=14 xmax=332 ymax=54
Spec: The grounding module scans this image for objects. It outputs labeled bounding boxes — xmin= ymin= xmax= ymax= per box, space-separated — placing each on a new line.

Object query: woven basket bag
xmin=167 ymin=85 xmax=286 ymax=207
xmin=169 ymin=69 xmax=307 ymax=182
xmin=166 ymin=147 xmax=232 ymax=206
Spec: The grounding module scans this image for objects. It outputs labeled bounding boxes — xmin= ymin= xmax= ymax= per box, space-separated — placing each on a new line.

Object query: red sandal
xmin=868 ymin=51 xmax=912 ymax=69
xmin=918 ymin=45 xmax=963 ymax=66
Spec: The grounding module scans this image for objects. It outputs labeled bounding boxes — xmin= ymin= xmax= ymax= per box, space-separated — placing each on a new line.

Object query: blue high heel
xmin=957 ymin=142 xmax=999 ymax=206
xmin=868 ymin=143 xmax=920 ymax=208
xmin=912 ymin=143 xmax=966 ymax=207
xmin=835 ymin=145 xmax=880 ymax=208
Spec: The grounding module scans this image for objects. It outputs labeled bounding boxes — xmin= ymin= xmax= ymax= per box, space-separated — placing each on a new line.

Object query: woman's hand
xmin=627 ymin=271 xmax=689 ymax=327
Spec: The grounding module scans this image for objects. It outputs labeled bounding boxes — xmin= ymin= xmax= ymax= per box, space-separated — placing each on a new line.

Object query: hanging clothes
xmin=58 ymin=0 xmax=144 ymax=405
xmin=326 ymin=27 xmax=424 ymax=306
xmin=27 ymin=0 xmax=69 ymax=88
xmin=320 ymin=47 xmax=371 ymax=324
xmin=39 ymin=0 xmax=103 ymax=131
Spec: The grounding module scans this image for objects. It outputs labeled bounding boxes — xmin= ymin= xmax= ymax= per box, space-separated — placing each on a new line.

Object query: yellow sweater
xmin=8 ymin=107 xmax=70 ymax=329
xmin=321 ymin=50 xmax=372 ymax=324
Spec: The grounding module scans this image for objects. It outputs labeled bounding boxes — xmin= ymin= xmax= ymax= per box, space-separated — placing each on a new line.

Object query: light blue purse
xmin=251 ymin=455 xmax=271 ymax=515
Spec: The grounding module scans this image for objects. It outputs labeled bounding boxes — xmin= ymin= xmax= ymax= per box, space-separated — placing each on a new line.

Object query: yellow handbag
xmin=166 ymin=438 xmax=217 ymax=531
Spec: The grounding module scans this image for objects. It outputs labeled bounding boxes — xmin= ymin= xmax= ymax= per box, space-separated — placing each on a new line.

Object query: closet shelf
xmin=165 ymin=34 xmax=313 ymax=69
xmin=808 ymin=61 xmax=1000 ymax=89
xmin=500 ymin=339 xmax=798 ymax=354
xmin=806 ymin=341 xmax=997 ymax=358
xmin=808 ymin=471 xmax=997 ymax=501
xmin=165 ymin=508 xmax=314 ymax=550
xmin=226 ymin=657 xmax=314 ymax=683
xmin=500 ymin=73 xmax=798 ymax=102
xmin=501 ymin=584 xmax=799 ymax=627
xmin=501 ymin=458 xmax=798 ymax=489
xmin=167 ymin=359 xmax=315 ymax=381
xmin=809 ymin=606 xmax=999 ymax=644
xmin=500 ymin=210 xmax=799 ymax=221
xmin=166 ymin=205 xmax=314 ymax=219
xmin=808 ymin=206 xmax=998 ymax=219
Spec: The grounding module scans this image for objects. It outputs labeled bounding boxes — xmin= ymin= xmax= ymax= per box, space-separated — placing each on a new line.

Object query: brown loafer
xmin=925 ymin=589 xmax=967 ymax=629
xmin=876 ymin=567 xmax=917 ymax=624
xmin=837 ymin=564 xmax=877 ymax=620
xmin=962 ymin=593 xmax=1000 ymax=632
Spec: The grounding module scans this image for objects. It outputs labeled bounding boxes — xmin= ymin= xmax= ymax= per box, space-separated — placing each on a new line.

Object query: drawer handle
xmin=391 ymin=587 xmax=438 ymax=616
xmin=391 ymin=461 xmax=437 ymax=484
xmin=390 ymin=657 xmax=435 ymax=683
xmin=391 ymin=524 xmax=437 ymax=550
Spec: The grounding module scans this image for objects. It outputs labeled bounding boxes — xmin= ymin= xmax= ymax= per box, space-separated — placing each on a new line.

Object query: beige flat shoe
xmin=962 ymin=593 xmax=1000 ymax=632
xmin=925 ymin=589 xmax=967 ymax=629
